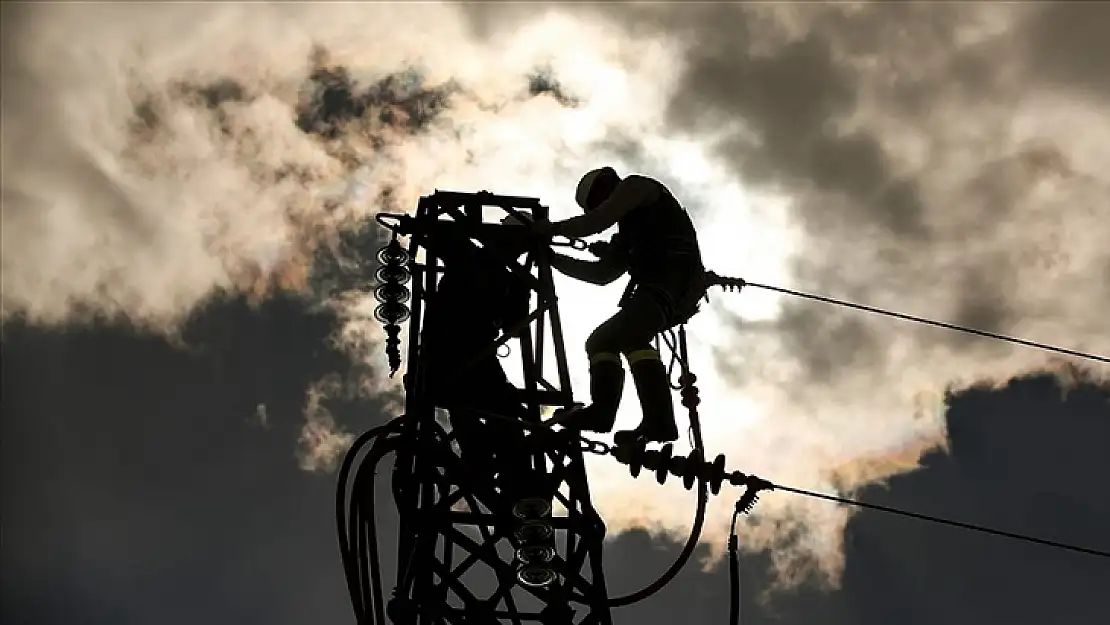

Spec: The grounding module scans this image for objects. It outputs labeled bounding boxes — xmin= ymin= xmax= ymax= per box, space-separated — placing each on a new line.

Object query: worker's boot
xmin=614 ymin=357 xmax=679 ymax=446
xmin=547 ymin=357 xmax=624 ymax=434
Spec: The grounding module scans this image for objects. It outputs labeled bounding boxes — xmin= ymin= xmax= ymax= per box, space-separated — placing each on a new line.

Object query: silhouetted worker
xmin=421 ymin=222 xmax=533 ymax=498
xmin=533 ymin=167 xmax=707 ymax=445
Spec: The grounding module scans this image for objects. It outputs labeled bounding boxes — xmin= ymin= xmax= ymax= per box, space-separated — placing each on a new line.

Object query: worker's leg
xmin=618 ymin=345 xmax=679 ymax=444
xmin=573 ymin=350 xmax=626 ymax=432
xmin=551 ymin=292 xmax=669 ymax=433
xmin=609 ymin=273 xmax=702 ymax=445
xmin=547 ymin=345 xmax=626 ymax=433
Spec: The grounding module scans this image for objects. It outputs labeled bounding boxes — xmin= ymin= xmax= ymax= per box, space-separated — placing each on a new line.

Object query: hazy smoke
xmin=5 ymin=2 xmax=1110 ymax=588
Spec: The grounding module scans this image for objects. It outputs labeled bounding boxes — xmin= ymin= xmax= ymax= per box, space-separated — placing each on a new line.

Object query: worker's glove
xmin=530 ymin=217 xmax=555 ymax=238
xmin=500 ymin=212 xmax=532 ymax=227
xmin=588 ymin=240 xmax=612 ymax=258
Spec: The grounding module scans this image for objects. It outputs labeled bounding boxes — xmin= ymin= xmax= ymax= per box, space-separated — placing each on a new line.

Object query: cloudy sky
xmin=3 ymin=2 xmax=1110 ymax=624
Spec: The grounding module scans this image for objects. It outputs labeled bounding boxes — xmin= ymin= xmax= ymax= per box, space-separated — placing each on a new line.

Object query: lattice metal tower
xmin=338 ymin=191 xmax=615 ymax=625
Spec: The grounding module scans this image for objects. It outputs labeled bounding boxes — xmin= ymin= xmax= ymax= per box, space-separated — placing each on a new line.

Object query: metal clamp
xmin=551 ymin=235 xmax=587 ymax=251
xmin=579 ymin=437 xmax=611 ymax=456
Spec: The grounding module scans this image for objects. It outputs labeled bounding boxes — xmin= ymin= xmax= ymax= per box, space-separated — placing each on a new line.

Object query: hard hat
xmin=575 ymin=167 xmax=619 ymax=210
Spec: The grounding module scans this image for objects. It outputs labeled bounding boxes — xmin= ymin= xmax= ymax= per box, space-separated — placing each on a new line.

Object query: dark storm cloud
xmin=1 ymin=296 xmax=395 ymax=625
xmin=1022 ymin=4 xmax=1110 ymax=98
xmin=834 ymin=377 xmax=1110 ymax=625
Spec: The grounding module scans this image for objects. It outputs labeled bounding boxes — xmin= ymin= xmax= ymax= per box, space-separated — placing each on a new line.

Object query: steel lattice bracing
xmin=340 ymin=191 xmax=614 ymax=625
xmin=384 ymin=419 xmax=613 ymax=625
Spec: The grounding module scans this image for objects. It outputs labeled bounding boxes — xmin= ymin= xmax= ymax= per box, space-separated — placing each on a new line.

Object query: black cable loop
xmin=590 ymin=324 xmax=709 ymax=608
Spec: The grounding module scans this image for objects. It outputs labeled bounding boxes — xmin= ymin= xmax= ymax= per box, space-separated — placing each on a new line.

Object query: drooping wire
xmin=739 ymin=280 xmax=1110 ymax=366
xmin=728 ymin=500 xmax=742 ymax=625
xmin=771 ymin=483 xmax=1110 ymax=560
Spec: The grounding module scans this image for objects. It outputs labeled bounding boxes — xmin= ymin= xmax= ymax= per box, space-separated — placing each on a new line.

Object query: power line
xmin=735 ymin=281 xmax=1109 ymax=555
xmin=770 ymin=483 xmax=1110 ymax=560
xmin=727 ymin=480 xmax=1110 ymax=625
xmin=740 ymin=281 xmax=1110 ymax=366
xmin=700 ymin=276 xmax=1110 ymax=559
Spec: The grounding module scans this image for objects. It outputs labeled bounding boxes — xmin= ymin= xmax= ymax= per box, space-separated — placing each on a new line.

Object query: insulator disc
xmin=516 ymin=545 xmax=555 ymax=564
xmin=377 ymin=242 xmax=410 ymax=265
xmin=374 ymin=282 xmax=411 ymax=305
xmin=512 ymin=497 xmax=552 ymax=520
xmin=374 ymin=302 xmax=411 ymax=325
xmin=375 ymin=264 xmax=411 ymax=285
xmin=513 ymin=520 xmax=553 ymax=543
xmin=517 ymin=564 xmax=557 ymax=588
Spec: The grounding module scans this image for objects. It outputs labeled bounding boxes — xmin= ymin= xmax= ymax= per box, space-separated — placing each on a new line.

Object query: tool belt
xmin=619 ymin=265 xmax=709 ymax=326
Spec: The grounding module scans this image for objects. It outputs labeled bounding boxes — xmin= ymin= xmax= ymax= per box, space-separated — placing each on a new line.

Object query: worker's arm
xmin=550 ymin=175 xmax=659 ymax=239
xmin=549 ymin=250 xmax=627 ymax=286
